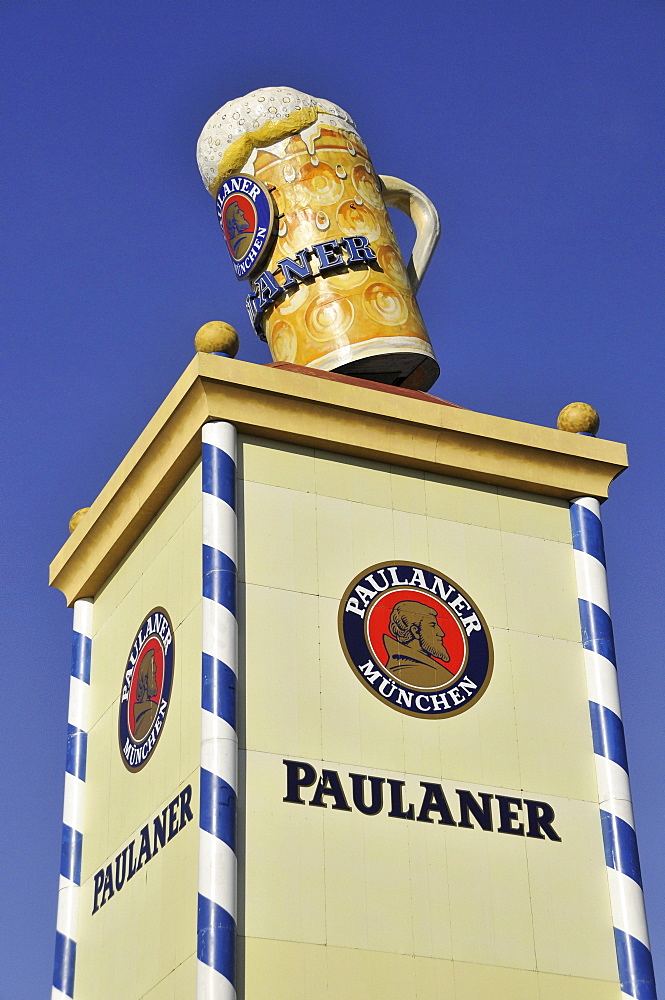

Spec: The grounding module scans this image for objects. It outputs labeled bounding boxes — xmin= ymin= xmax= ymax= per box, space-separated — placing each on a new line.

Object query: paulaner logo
xmin=215 ymin=173 xmax=276 ymax=279
xmin=92 ymin=785 xmax=194 ymax=914
xmin=339 ymin=562 xmax=493 ymax=718
xmin=118 ymin=608 xmax=174 ymax=771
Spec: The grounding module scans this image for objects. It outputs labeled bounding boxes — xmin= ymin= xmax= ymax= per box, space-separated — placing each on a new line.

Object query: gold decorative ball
xmin=557 ymin=402 xmax=600 ymax=436
xmin=194 ymin=321 xmax=239 ymax=357
xmin=69 ymin=507 xmax=90 ymax=534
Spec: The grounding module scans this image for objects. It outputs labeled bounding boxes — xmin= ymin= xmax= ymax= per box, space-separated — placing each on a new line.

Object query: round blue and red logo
xmin=118 ymin=608 xmax=174 ymax=771
xmin=215 ymin=174 xmax=276 ymax=280
xmin=338 ymin=562 xmax=493 ymax=719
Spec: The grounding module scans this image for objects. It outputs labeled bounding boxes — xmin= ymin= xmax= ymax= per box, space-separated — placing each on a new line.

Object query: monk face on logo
xmin=389 ymin=601 xmax=450 ymax=662
xmin=415 ymin=611 xmax=449 ymax=660
xmin=136 ymin=648 xmax=158 ymax=703
xmin=132 ymin=648 xmax=159 ymax=741
xmin=225 ymin=200 xmax=250 ymax=237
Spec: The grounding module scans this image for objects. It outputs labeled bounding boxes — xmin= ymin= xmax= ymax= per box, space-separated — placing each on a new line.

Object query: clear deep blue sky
xmin=2 ymin=2 xmax=663 ymax=995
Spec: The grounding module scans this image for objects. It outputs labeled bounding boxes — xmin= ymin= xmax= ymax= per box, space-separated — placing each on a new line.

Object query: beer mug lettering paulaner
xmin=197 ymin=87 xmax=441 ymax=391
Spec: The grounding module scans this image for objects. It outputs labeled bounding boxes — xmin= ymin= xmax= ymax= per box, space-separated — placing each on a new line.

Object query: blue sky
xmin=2 ymin=1 xmax=664 ymax=995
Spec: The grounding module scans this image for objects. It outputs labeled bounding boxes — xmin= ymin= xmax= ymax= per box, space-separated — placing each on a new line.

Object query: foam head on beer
xmin=197 ymin=87 xmax=441 ymax=392
xmin=197 ymin=87 xmax=362 ymax=196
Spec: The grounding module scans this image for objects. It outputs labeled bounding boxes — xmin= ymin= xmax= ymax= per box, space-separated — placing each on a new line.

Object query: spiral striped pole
xmin=198 ymin=421 xmax=238 ymax=1000
xmin=571 ymin=498 xmax=657 ymax=1000
xmin=52 ymin=598 xmax=93 ymax=1000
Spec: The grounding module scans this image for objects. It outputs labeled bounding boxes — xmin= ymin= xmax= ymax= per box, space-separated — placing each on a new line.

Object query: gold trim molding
xmin=50 ymin=354 xmax=628 ymax=604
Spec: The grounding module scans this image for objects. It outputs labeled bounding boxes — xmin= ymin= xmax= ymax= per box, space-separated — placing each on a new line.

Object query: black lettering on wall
xmin=283 ymin=760 xmax=317 ymax=804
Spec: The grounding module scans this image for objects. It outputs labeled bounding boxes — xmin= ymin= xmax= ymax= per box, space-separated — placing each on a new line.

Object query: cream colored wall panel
xmin=88 ymin=470 xmax=201 ymax=734
xmin=170 ymin=954 xmax=197 ymax=1000
xmin=241 ymin=435 xmax=316 ymax=493
xmin=318 ymin=594 xmax=407 ymax=773
xmin=76 ymin=784 xmax=198 ymax=999
xmin=322 ymin=796 xmax=415 ymax=955
xmin=500 ymin=532 xmax=581 ymax=641
xmin=241 ymin=749 xmax=327 ymax=945
xmin=74 ymin=461 xmax=201 ymax=1000
xmin=451 ymin=625 xmax=520 ymax=790
xmin=242 ymin=938 xmax=327 ymax=1000
xmin=537 ymin=970 xmax=621 ymax=999
xmin=174 ymin=607 xmax=204 ymax=778
xmin=445 ymin=823 xmax=536 ymax=969
xmin=243 ymin=748 xmax=611 ymax=976
xmin=318 ymin=593 xmax=366 ymax=765
xmin=318 ymin=809 xmax=373 ymax=953
xmin=526 ymin=797 xmax=617 ymax=980
xmin=142 ymin=527 xmax=182 ymax=627
xmin=241 ymin=481 xmax=318 ymax=595
xmin=144 ymin=843 xmax=166 ymax=990
xmin=241 ymin=585 xmax=322 ymax=759
xmin=76 ymin=857 xmax=144 ymax=997
xmin=424 ymin=473 xmax=501 ymax=529
xmin=314 ymin=494 xmax=396 ymax=601
xmin=172 ymin=462 xmax=199 ymax=530
xmin=178 ymin=502 xmax=204 ymax=618
xmin=412 ymin=955 xmax=457 ymax=1000
xmin=391 ymin=508 xmax=430 ymax=565
xmin=315 ymin=451 xmax=393 ymax=507
xmin=407 ymin=817 xmax=454 ymax=959
xmin=92 ymin=545 xmax=143 ymax=639
xmin=232 ymin=439 xmax=619 ymax=997
xmin=426 ymin=519 xmax=509 ymax=631
xmin=399 ymin=705 xmax=476 ymax=790
xmin=91 ymin=461 xmax=201 ymax=630
xmin=348 ymin=499 xmax=402 ymax=581
xmin=420 ymin=514 xmax=469 ymax=587
xmin=388 ymin=464 xmax=427 ymax=515
xmin=140 ymin=970 xmax=175 ymax=1000
xmin=313 ymin=494 xmax=360 ymax=601
xmin=87 ymin=583 xmax=142 ymax=729
xmin=498 ymin=487 xmax=571 ymax=542
xmin=453 ymin=960 xmax=538 ymax=998
xmin=154 ymin=785 xmax=199 ymax=971
xmin=81 ymin=705 xmax=113 ymax=882
xmin=243 ymin=438 xmax=429 ymax=517
xmin=511 ymin=631 xmax=597 ymax=801
xmin=325 ymin=946 xmax=433 ymax=1000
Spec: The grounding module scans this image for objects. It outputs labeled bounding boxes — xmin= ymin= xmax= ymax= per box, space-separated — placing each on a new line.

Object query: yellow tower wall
xmin=75 ymin=462 xmax=202 ymax=1000
xmin=238 ymin=435 xmax=619 ymax=999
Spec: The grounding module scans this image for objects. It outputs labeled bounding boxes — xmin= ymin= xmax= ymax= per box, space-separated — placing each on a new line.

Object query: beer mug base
xmin=307 ymin=337 xmax=440 ymax=392
xmin=335 ymin=352 xmax=439 ymax=392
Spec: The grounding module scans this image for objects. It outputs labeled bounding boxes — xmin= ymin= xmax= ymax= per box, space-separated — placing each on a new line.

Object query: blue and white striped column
xmin=571 ymin=497 xmax=657 ymax=1000
xmin=198 ymin=421 xmax=238 ymax=1000
xmin=52 ymin=598 xmax=93 ymax=1000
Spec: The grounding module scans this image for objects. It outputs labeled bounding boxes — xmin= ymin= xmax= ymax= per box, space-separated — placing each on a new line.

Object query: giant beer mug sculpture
xmin=197 ymin=87 xmax=441 ymax=390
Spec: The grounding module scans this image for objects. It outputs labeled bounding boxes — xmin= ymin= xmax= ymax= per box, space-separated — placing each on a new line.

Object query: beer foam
xmin=197 ymin=86 xmax=361 ymax=196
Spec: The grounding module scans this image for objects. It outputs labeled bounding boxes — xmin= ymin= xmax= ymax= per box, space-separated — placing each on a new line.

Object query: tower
xmin=49 ymin=86 xmax=657 ymax=1000
xmin=50 ymin=356 xmax=656 ymax=1000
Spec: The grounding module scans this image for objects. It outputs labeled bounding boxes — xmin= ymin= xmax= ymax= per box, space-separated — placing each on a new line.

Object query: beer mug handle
xmin=379 ymin=175 xmax=440 ymax=293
